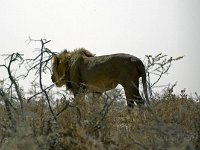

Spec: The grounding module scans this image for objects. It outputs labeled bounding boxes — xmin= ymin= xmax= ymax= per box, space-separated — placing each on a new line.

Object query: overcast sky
xmin=0 ymin=0 xmax=200 ymax=94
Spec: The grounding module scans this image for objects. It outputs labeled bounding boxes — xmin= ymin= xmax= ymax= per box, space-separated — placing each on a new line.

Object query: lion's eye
xmin=57 ymin=59 xmax=59 ymax=66
xmin=56 ymin=58 xmax=62 ymax=66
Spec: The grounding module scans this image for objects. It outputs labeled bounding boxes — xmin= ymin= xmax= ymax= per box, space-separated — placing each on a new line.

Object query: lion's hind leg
xmin=123 ymin=81 xmax=145 ymax=109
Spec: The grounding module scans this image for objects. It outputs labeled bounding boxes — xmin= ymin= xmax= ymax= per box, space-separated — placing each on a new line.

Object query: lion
xmin=51 ymin=48 xmax=150 ymax=108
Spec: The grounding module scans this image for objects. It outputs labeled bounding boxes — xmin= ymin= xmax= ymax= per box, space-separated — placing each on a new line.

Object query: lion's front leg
xmin=71 ymin=83 xmax=79 ymax=98
xmin=71 ymin=83 xmax=86 ymax=99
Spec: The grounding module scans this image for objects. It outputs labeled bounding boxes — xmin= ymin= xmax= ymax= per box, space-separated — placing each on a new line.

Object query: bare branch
xmin=0 ymin=53 xmax=25 ymax=116
xmin=0 ymin=89 xmax=16 ymax=132
xmin=27 ymin=84 xmax=54 ymax=102
xmin=26 ymin=37 xmax=57 ymax=121
xmin=144 ymin=54 xmax=184 ymax=95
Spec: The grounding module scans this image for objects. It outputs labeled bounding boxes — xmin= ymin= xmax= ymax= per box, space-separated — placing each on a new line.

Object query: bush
xmin=0 ymin=91 xmax=199 ymax=149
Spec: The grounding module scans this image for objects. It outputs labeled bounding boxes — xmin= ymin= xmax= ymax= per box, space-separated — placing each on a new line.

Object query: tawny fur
xmin=51 ymin=48 xmax=149 ymax=108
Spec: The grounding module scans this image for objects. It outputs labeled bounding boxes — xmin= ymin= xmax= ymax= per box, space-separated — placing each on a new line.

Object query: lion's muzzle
xmin=51 ymin=75 xmax=56 ymax=83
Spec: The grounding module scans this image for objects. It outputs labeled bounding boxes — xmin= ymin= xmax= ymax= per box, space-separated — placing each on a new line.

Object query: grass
xmin=0 ymin=91 xmax=200 ymax=150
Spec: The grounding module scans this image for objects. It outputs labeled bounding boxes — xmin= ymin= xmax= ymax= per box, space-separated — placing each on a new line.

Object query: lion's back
xmin=79 ymin=53 xmax=142 ymax=86
xmin=85 ymin=53 xmax=141 ymax=69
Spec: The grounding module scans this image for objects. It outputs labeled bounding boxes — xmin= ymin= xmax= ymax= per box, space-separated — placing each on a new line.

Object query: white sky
xmin=0 ymin=0 xmax=200 ymax=94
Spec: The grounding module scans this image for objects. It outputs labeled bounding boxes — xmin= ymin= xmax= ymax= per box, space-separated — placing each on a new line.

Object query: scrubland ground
xmin=0 ymin=90 xmax=200 ymax=150
xmin=0 ymin=40 xmax=189 ymax=149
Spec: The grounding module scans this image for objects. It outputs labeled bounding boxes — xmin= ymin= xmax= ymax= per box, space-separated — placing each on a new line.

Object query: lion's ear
xmin=64 ymin=49 xmax=68 ymax=53
xmin=52 ymin=56 xmax=60 ymax=66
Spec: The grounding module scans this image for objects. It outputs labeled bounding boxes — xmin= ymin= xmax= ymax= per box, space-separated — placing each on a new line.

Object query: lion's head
xmin=51 ymin=50 xmax=70 ymax=87
xmin=51 ymin=48 xmax=94 ymax=87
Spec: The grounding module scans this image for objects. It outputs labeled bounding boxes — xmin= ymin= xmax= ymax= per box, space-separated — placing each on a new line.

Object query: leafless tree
xmin=0 ymin=53 xmax=25 ymax=117
xmin=25 ymin=38 xmax=57 ymax=121
xmin=144 ymin=53 xmax=183 ymax=97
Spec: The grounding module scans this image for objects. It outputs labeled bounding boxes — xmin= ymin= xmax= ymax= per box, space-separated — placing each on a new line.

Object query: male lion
xmin=51 ymin=48 xmax=150 ymax=108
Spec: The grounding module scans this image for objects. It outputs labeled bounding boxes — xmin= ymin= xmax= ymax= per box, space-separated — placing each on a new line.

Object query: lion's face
xmin=51 ymin=49 xmax=94 ymax=88
xmin=51 ymin=52 xmax=70 ymax=87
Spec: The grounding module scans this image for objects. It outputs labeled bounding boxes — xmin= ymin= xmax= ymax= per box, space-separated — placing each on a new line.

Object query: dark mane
xmin=73 ymin=48 xmax=95 ymax=57
xmin=56 ymin=48 xmax=94 ymax=90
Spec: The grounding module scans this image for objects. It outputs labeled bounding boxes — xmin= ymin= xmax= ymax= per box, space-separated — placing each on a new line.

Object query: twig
xmin=26 ymin=37 xmax=57 ymax=121
xmin=0 ymin=53 xmax=24 ymax=116
xmin=38 ymin=39 xmax=57 ymax=121
xmin=0 ymin=89 xmax=16 ymax=132
xmin=129 ymin=137 xmax=149 ymax=150
xmin=92 ymin=92 xmax=116 ymax=131
xmin=27 ymin=84 xmax=54 ymax=102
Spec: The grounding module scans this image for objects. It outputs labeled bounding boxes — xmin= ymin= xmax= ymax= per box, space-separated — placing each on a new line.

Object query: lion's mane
xmin=53 ymin=48 xmax=94 ymax=89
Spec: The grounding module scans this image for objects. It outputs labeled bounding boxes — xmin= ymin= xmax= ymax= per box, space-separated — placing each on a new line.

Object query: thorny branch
xmin=55 ymin=96 xmax=82 ymax=125
xmin=0 ymin=53 xmax=25 ymax=117
xmin=91 ymin=92 xmax=118 ymax=131
xmin=26 ymin=38 xmax=57 ymax=121
xmin=27 ymin=84 xmax=54 ymax=102
xmin=144 ymin=53 xmax=183 ymax=97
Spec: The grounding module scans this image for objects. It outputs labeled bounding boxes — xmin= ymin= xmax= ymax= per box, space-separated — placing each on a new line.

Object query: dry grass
xmin=0 ymin=92 xmax=200 ymax=150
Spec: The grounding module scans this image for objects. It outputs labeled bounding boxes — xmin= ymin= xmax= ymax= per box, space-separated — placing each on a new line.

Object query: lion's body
xmin=51 ymin=48 xmax=149 ymax=108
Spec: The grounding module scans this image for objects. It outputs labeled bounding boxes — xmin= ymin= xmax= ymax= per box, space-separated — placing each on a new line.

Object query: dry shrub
xmin=154 ymin=94 xmax=200 ymax=132
xmin=55 ymin=92 xmax=199 ymax=149
xmin=0 ymin=91 xmax=199 ymax=149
